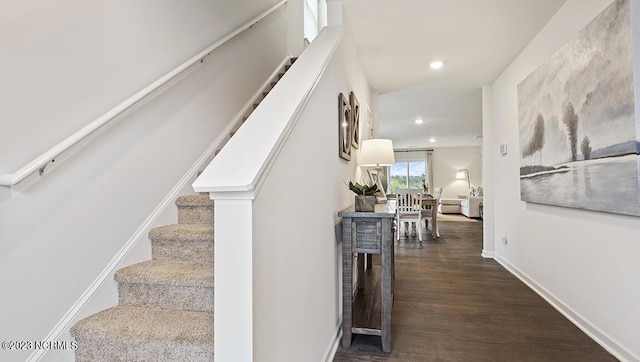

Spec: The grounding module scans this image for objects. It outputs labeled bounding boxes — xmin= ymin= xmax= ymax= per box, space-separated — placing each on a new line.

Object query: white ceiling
xmin=342 ymin=0 xmax=567 ymax=149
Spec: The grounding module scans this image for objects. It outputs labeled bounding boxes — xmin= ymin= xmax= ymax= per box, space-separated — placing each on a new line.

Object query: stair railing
xmin=0 ymin=0 xmax=287 ymax=188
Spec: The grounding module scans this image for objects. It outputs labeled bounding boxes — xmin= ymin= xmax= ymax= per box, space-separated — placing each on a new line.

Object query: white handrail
xmin=0 ymin=0 xmax=288 ymax=187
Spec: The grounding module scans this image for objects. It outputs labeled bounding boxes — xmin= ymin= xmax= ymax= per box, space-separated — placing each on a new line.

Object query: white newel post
xmin=209 ymin=195 xmax=254 ymax=361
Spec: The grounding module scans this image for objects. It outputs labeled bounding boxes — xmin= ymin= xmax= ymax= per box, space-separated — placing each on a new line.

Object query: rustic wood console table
xmin=338 ymin=203 xmax=395 ymax=352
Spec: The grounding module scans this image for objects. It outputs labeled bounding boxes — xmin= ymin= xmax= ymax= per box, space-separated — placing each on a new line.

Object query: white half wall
xmin=432 ymin=146 xmax=482 ymax=199
xmin=0 ymin=2 xmax=295 ymax=361
xmin=251 ymin=23 xmax=372 ymax=362
xmin=489 ymin=0 xmax=640 ymax=359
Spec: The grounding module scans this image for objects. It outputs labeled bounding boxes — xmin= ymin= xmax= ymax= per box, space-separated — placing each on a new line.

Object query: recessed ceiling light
xmin=429 ymin=137 xmax=436 ymax=143
xmin=430 ymin=61 xmax=444 ymax=69
xmin=415 ymin=118 xmax=424 ymax=124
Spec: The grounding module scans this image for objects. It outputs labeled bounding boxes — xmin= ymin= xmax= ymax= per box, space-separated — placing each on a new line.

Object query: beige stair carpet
xmin=71 ymin=195 xmax=215 ymax=361
xmin=71 ymin=306 xmax=213 ymax=361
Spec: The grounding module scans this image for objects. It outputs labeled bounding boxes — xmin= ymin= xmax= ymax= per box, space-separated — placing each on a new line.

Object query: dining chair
xmin=397 ymin=188 xmax=426 ymax=235
xmin=421 ymin=187 xmax=443 ymax=237
xmin=395 ymin=189 xmax=423 ymax=241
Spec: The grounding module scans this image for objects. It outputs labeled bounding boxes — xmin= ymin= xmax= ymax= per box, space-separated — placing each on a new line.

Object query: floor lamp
xmin=456 ymin=169 xmax=470 ymax=189
xmin=359 ymin=139 xmax=395 ymax=202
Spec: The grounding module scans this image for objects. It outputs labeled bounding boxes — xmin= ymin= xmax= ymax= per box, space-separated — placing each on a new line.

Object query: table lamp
xmin=359 ymin=139 xmax=395 ymax=201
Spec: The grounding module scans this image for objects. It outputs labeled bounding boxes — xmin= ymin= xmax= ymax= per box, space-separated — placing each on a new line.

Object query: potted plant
xmin=348 ymin=181 xmax=379 ymax=212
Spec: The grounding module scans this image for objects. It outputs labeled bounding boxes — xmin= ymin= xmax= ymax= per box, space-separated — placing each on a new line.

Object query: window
xmin=304 ymin=0 xmax=319 ymax=43
xmin=389 ymin=161 xmax=426 ymax=194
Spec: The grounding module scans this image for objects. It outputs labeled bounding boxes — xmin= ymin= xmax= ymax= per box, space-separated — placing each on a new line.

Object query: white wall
xmin=0 ymin=1 xmax=294 ymax=361
xmin=489 ymin=0 xmax=640 ymax=359
xmin=251 ymin=21 xmax=371 ymax=362
xmin=432 ymin=146 xmax=482 ymax=198
xmin=0 ymin=0 xmax=291 ymax=173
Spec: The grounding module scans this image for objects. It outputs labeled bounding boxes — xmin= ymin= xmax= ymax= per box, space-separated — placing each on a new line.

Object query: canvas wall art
xmin=517 ymin=0 xmax=640 ymax=216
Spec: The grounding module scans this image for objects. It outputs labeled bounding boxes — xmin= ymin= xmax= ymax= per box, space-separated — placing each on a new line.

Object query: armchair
xmin=461 ymin=196 xmax=483 ymax=218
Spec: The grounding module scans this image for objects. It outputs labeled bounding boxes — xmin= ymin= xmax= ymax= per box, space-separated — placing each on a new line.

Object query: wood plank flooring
xmin=333 ymin=220 xmax=617 ymax=361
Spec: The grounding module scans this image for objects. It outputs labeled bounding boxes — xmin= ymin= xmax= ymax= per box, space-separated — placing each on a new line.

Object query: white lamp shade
xmin=359 ymin=139 xmax=395 ymax=167
xmin=456 ymin=171 xmax=466 ymax=179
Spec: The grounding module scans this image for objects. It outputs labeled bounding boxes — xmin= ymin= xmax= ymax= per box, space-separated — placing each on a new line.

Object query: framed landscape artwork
xmin=517 ymin=0 xmax=640 ymax=216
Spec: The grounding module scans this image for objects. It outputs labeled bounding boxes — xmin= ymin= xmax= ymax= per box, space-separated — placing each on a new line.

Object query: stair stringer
xmin=26 ymin=54 xmax=294 ymax=362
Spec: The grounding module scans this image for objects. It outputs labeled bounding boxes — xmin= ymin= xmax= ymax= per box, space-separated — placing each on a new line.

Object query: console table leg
xmin=381 ymin=220 xmax=392 ymax=352
xmin=357 ymin=253 xmax=365 ymax=290
xmin=342 ymin=218 xmax=353 ymax=348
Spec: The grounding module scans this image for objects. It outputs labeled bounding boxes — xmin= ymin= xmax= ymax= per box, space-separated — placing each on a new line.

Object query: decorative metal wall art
xmin=350 ymin=92 xmax=360 ymax=149
xmin=339 ymin=93 xmax=352 ymax=160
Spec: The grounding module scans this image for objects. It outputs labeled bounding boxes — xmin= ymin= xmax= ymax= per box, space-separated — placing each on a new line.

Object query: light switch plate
xmin=499 ymin=143 xmax=507 ymax=155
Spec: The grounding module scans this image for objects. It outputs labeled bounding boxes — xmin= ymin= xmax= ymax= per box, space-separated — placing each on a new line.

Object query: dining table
xmin=387 ymin=194 xmax=439 ymax=238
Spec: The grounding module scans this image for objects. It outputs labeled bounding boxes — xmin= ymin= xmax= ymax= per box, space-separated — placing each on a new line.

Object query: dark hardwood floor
xmin=333 ymin=219 xmax=617 ymax=361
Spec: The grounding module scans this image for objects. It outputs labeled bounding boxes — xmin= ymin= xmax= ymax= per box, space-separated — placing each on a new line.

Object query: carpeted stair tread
xmin=175 ymin=195 xmax=213 ymax=207
xmin=176 ymin=195 xmax=214 ymax=224
xmin=149 ymin=224 xmax=213 ymax=242
xmin=115 ymin=260 xmax=213 ymax=312
xmin=151 ymin=227 xmax=213 ymax=263
xmin=72 ymin=306 xmax=213 ymax=342
xmin=115 ymin=260 xmax=213 ymax=287
xmin=71 ymin=306 xmax=213 ymax=361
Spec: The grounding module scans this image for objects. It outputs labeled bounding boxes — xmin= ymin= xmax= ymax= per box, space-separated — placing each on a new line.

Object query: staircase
xmin=70 ymin=195 xmax=215 ymax=361
xmin=70 ymin=57 xmax=297 ymax=361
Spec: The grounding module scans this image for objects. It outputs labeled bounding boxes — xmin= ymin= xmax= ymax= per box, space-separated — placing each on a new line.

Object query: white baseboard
xmin=322 ymin=317 xmax=342 ymax=362
xmin=494 ymin=255 xmax=638 ymax=362
xmin=481 ymin=249 xmax=494 ymax=258
xmin=29 ymin=55 xmax=292 ymax=362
